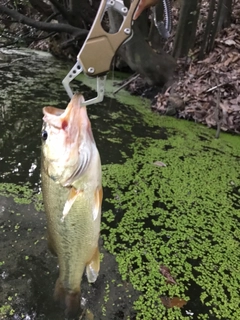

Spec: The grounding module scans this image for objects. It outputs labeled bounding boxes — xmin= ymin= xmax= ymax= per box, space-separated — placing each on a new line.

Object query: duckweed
xmin=0 ymin=183 xmax=44 ymax=211
xmin=0 ymin=183 xmax=32 ymax=205
xmin=101 ymin=125 xmax=240 ymax=319
xmin=0 ymin=305 xmax=15 ymax=319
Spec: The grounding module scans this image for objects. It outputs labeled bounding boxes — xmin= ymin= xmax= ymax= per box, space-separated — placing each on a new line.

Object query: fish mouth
xmin=44 ymin=107 xmax=65 ymax=116
xmin=43 ymin=93 xmax=86 ymax=131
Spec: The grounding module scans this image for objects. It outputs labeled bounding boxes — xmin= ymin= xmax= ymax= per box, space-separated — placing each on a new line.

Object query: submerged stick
xmin=113 ymin=73 xmax=139 ymax=94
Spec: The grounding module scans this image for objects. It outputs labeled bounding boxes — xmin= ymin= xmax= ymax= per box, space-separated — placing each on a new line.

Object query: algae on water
xmin=101 ymin=124 xmax=240 ymax=320
xmin=0 ymin=183 xmax=43 ymax=211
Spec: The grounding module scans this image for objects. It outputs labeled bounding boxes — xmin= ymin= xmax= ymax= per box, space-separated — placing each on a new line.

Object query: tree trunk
xmin=208 ymin=0 xmax=225 ymax=51
xmin=198 ymin=0 xmax=215 ymax=59
xmin=217 ymin=0 xmax=232 ymax=30
xmin=108 ymin=6 xmax=176 ymax=86
xmin=172 ymin=0 xmax=200 ymax=58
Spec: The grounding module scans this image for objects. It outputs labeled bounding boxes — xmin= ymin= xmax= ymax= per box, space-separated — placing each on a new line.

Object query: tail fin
xmin=54 ymin=278 xmax=80 ymax=317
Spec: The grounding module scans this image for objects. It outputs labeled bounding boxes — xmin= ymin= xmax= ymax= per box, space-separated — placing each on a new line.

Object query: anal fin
xmin=86 ymin=247 xmax=100 ymax=283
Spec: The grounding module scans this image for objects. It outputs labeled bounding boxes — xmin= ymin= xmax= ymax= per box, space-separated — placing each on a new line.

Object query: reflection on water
xmin=0 ymin=49 xmax=165 ymax=190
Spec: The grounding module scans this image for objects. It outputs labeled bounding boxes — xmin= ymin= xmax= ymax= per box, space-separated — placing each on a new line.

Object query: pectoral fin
xmin=61 ymin=187 xmax=83 ymax=222
xmin=92 ymin=186 xmax=103 ymax=221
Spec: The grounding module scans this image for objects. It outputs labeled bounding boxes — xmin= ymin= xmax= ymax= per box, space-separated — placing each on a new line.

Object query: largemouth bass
xmin=41 ymin=93 xmax=102 ymax=316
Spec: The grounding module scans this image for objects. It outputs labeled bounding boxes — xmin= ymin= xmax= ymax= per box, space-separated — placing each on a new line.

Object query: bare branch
xmin=0 ymin=5 xmax=88 ymax=38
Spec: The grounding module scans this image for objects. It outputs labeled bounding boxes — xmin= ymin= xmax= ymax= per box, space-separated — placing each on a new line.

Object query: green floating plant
xmin=101 ymin=125 xmax=240 ymax=319
xmin=0 ymin=183 xmax=44 ymax=211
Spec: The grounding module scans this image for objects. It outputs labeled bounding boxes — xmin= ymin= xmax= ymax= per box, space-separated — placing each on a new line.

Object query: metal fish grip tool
xmin=62 ymin=0 xmax=140 ymax=106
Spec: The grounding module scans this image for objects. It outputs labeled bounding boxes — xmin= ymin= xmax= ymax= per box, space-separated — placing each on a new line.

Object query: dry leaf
xmin=224 ymin=39 xmax=236 ymax=46
xmin=153 ymin=161 xmax=166 ymax=167
xmin=160 ymin=265 xmax=177 ymax=284
xmin=160 ymin=296 xmax=187 ymax=308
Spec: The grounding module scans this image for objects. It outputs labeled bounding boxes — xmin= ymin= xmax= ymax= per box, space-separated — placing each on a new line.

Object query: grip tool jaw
xmin=62 ymin=0 xmax=141 ymax=106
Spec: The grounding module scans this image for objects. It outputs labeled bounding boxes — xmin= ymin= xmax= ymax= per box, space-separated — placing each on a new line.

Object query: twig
xmin=61 ymin=37 xmax=77 ymax=49
xmin=28 ymin=31 xmax=56 ymax=41
xmin=113 ymin=73 xmax=139 ymax=94
xmin=206 ymin=80 xmax=234 ymax=93
xmin=215 ymin=77 xmax=221 ymax=139
xmin=10 ymin=57 xmax=27 ymax=64
xmin=0 ymin=39 xmax=19 ymax=48
xmin=78 ymin=307 xmax=86 ymax=320
xmin=45 ymin=12 xmax=59 ymax=23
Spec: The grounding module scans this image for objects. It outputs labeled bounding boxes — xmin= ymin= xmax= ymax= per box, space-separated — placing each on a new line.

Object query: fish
xmin=41 ymin=93 xmax=102 ymax=316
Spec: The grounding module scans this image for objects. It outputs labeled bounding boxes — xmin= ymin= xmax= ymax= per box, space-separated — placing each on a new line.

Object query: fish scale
xmin=42 ymin=169 xmax=100 ymax=287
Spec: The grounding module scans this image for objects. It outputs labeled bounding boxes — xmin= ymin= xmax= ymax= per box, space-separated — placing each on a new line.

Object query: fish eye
xmin=41 ymin=130 xmax=48 ymax=141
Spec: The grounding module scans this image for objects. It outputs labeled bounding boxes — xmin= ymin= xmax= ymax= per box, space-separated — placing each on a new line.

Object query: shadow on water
xmin=1 ymin=49 xmax=240 ymax=320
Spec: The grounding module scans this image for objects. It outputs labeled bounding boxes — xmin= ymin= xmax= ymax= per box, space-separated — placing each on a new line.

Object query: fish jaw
xmin=41 ymin=94 xmax=96 ymax=186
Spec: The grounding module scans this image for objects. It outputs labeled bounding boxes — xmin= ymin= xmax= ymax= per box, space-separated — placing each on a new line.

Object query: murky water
xmin=0 ymin=49 xmax=240 ymax=320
